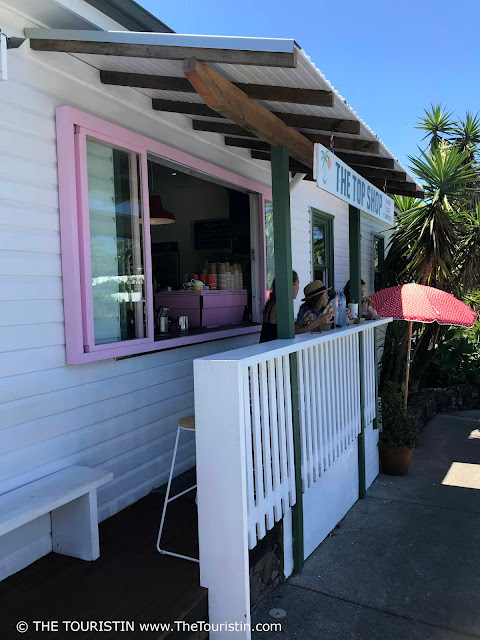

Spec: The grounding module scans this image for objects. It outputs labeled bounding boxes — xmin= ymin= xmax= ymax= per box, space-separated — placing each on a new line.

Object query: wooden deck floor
xmin=0 ymin=486 xmax=206 ymax=639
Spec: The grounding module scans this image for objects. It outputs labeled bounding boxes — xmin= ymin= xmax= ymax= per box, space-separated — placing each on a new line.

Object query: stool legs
xmin=156 ymin=426 xmax=198 ymax=563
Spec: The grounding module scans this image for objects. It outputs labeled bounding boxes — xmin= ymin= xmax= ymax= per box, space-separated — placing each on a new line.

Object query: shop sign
xmin=313 ymin=143 xmax=394 ymax=225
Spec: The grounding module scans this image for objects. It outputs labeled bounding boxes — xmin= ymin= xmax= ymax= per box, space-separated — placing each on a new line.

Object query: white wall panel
xmin=290 ymin=180 xmax=350 ymax=316
xmin=0 ymin=1 xmax=388 ymax=581
xmin=365 ymin=421 xmax=380 ymax=489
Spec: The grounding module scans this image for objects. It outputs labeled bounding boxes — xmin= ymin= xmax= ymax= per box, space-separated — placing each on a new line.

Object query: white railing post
xmin=194 ymin=358 xmax=251 ymax=640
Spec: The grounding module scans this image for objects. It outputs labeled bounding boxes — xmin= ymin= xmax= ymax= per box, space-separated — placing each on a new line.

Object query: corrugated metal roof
xmin=83 ymin=0 xmax=174 ymax=33
xmin=24 ymin=28 xmax=422 ymax=193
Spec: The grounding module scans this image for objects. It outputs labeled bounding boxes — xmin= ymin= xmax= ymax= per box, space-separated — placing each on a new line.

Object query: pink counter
xmin=155 ymin=290 xmax=248 ymax=328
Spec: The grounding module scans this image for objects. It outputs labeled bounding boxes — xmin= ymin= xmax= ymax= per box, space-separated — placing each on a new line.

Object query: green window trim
xmin=311 ymin=207 xmax=335 ymax=290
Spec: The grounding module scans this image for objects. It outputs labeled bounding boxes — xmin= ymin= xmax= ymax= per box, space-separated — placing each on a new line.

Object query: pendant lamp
xmin=149 ymin=195 xmax=176 ymax=225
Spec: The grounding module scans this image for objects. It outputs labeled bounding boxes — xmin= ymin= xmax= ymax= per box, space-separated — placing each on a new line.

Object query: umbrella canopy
xmin=370 ymin=283 xmax=477 ymax=328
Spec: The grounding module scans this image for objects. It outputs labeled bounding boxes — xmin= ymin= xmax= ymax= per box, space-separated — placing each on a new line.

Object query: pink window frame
xmin=56 ymin=106 xmax=272 ymax=364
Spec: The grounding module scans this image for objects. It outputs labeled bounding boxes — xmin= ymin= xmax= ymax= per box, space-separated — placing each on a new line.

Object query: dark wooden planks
xmin=152 ymin=98 xmax=359 ymax=134
xmin=0 ymin=490 xmax=205 ymax=639
xmin=193 ymin=121 xmax=381 ymax=153
xmin=29 ymin=39 xmax=297 ymax=67
xmin=100 ymin=71 xmax=334 ymax=106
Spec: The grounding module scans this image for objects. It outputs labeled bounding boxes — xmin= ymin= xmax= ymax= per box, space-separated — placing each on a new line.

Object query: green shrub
xmin=423 ymin=319 xmax=480 ymax=388
xmin=379 ymin=382 xmax=420 ymax=448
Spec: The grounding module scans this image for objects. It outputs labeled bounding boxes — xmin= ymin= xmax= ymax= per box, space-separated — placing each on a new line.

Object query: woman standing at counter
xmin=260 ymin=274 xmax=334 ymax=343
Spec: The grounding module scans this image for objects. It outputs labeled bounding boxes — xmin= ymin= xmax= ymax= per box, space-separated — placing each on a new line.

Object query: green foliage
xmin=423 ymin=318 xmax=480 ymax=387
xmin=380 ymin=105 xmax=480 ymax=393
xmin=379 ymin=382 xmax=420 ymax=448
xmin=416 ymin=105 xmax=456 ymax=151
xmin=452 ymin=112 xmax=480 ymax=156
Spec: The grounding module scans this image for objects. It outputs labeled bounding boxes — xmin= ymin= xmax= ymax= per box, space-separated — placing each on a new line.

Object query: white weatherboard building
xmin=0 ymin=1 xmax=422 ymax=636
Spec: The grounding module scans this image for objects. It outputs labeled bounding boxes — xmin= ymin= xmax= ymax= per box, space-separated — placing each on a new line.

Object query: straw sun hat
xmin=302 ymin=280 xmax=331 ymax=302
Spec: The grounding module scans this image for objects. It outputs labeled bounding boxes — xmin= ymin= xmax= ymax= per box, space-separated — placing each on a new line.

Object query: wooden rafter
xmin=250 ymin=149 xmax=394 ymax=170
xmin=352 ymin=166 xmax=407 ymax=182
xmin=100 ymin=70 xmax=334 ymax=106
xmin=193 ymin=122 xmax=380 ymax=153
xmin=29 ymin=39 xmax=297 ymax=67
xmin=183 ymin=59 xmax=314 ymax=169
xmin=334 ymin=151 xmax=394 ymax=169
xmin=152 ymin=98 xmax=360 ymax=134
xmin=249 ymin=150 xmax=423 ymax=197
xmin=308 ymin=134 xmax=380 ymax=154
xmin=369 ymin=179 xmax=424 ymax=198
xmin=224 ymin=134 xmax=382 ymax=157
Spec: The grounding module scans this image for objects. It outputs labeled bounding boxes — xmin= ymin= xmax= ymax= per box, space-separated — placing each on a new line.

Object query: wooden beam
xmin=368 ymin=178 xmax=418 ymax=193
xmin=274 ymin=113 xmax=360 ymax=134
xmin=152 ymin=98 xmax=359 ymax=134
xmin=250 ymin=149 xmax=394 ymax=171
xmin=370 ymin=181 xmax=424 ymax=199
xmin=226 ymin=137 xmax=270 ymax=151
xmin=100 ymin=70 xmax=334 ymax=106
xmin=30 ymin=39 xmax=297 ymax=67
xmin=308 ymin=134 xmax=380 ymax=154
xmin=192 ymin=121 xmax=255 ymax=137
xmin=227 ymin=136 xmax=383 ymax=162
xmin=334 ymin=151 xmax=394 ymax=169
xmin=153 ymin=99 xmax=216 ymax=117
xmin=183 ymin=59 xmax=314 ymax=169
xmin=352 ymin=166 xmax=407 ymax=182
xmin=192 ymin=121 xmax=381 ymax=153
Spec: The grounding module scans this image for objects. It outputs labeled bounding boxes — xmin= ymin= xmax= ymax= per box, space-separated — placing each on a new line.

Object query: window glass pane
xmin=373 ymin=236 xmax=384 ymax=292
xmin=312 ymin=214 xmax=332 ymax=288
xmin=313 ymin=220 xmax=327 ymax=266
xmin=86 ymin=138 xmax=146 ymax=345
xmin=373 ymin=238 xmax=380 ymax=272
xmin=265 ymin=200 xmax=275 ymax=293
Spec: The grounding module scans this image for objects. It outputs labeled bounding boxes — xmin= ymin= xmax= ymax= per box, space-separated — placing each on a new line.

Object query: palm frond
xmin=416 ymin=104 xmax=456 ymax=150
xmin=452 ymin=112 xmax=480 ymax=153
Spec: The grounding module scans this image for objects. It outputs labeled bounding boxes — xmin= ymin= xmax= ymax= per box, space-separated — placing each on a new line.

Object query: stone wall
xmin=408 ymin=385 xmax=480 ymax=431
xmin=249 ymin=522 xmax=283 ymax=606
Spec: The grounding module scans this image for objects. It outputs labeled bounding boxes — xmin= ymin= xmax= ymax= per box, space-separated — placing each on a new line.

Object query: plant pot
xmin=379 ymin=445 xmax=414 ymax=476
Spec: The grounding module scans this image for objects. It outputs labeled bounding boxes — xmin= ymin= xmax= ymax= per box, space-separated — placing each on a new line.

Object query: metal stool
xmin=156 ymin=415 xmax=199 ymax=563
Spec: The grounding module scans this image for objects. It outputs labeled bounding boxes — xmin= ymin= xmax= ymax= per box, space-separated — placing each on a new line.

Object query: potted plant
xmin=379 ymin=381 xmax=420 ymax=475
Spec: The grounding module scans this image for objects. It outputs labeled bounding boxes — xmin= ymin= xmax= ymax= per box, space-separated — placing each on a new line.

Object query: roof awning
xmin=24 ymin=28 xmax=423 ymax=198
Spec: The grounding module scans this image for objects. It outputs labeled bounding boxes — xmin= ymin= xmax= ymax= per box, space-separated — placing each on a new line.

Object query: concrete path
xmin=252 ymin=411 xmax=480 ymax=639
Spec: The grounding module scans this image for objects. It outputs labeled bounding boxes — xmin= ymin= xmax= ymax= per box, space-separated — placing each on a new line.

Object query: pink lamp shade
xmin=149 ymin=195 xmax=175 ymax=225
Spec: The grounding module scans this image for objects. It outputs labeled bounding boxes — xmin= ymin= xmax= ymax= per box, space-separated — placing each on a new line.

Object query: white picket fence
xmin=362 ymin=325 xmax=377 ymax=425
xmin=193 ymin=318 xmax=390 ymax=640
xmin=245 ymin=356 xmax=297 ymax=548
xmin=297 ymin=332 xmax=361 ymax=491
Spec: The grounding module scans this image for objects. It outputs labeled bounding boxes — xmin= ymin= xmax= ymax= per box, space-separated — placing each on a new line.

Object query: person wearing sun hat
xmin=297 ymin=280 xmax=335 ymax=331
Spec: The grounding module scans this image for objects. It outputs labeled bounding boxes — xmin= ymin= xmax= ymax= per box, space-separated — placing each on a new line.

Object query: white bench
xmin=0 ymin=466 xmax=113 ymax=561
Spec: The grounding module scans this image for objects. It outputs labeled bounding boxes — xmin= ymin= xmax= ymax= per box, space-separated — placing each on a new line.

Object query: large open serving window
xmin=57 ymin=107 xmax=271 ymax=364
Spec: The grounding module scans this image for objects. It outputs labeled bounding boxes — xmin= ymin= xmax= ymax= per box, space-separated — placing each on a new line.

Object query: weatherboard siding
xmin=0 ymin=6 xmax=270 ymax=578
xmin=0 ymin=2 xmax=391 ymax=579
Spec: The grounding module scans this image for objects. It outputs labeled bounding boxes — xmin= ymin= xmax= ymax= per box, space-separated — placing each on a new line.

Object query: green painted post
xmin=271 ymin=145 xmax=304 ymax=572
xmin=349 ymin=205 xmax=366 ymax=499
xmin=271 ymin=146 xmax=295 ymax=340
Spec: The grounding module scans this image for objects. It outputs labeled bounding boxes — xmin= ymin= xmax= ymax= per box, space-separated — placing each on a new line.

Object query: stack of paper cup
xmin=217 ymin=262 xmax=227 ymax=290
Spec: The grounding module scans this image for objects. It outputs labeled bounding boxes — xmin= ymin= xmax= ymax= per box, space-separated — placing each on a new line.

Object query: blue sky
xmin=138 ymin=0 xmax=479 ymax=170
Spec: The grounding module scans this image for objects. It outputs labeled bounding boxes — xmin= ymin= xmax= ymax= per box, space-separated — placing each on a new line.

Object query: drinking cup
xmin=348 ymin=303 xmax=359 ymax=319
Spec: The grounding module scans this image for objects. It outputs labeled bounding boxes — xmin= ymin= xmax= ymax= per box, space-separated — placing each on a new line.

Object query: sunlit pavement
xmin=252 ymin=410 xmax=480 ymax=639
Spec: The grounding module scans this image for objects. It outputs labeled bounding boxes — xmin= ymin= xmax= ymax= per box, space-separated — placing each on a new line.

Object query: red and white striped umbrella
xmin=369 ymin=283 xmax=477 ymax=327
xmin=369 ymin=283 xmax=477 ymax=406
